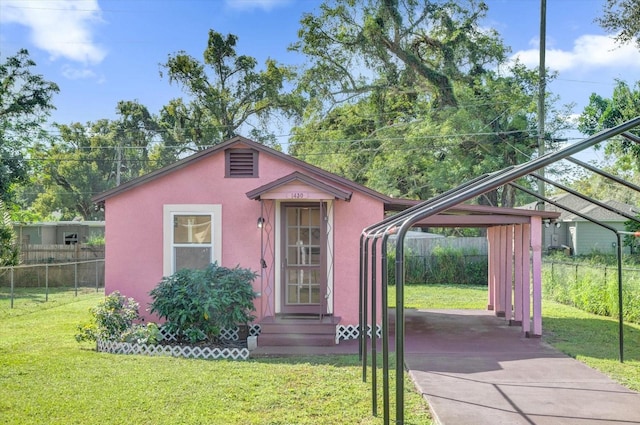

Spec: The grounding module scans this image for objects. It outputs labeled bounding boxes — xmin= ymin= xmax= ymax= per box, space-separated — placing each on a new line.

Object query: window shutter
xmin=226 ymin=149 xmax=258 ymax=177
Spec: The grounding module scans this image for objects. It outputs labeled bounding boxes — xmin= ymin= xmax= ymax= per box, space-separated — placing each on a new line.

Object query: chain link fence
xmin=0 ymin=260 xmax=105 ymax=313
xmin=543 ymin=260 xmax=640 ymax=323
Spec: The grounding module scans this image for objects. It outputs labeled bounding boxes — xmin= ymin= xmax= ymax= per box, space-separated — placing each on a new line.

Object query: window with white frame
xmin=163 ymin=205 xmax=222 ymax=275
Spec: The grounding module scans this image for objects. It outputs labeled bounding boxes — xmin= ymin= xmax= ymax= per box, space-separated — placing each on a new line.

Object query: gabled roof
xmin=91 ymin=135 xmax=564 ymax=224
xmin=523 ymin=193 xmax=636 ymax=222
xmin=246 ymin=171 xmax=352 ymax=201
xmin=564 ymin=199 xmax=635 ymax=222
xmin=92 ymin=136 xmax=395 ymax=207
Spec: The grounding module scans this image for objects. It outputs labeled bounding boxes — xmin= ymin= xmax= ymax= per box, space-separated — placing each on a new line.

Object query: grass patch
xmin=0 ymin=287 xmax=100 ymax=319
xmin=541 ymin=300 xmax=640 ymax=392
xmin=0 ymin=293 xmax=431 ymax=424
xmin=387 ymin=283 xmax=488 ymax=309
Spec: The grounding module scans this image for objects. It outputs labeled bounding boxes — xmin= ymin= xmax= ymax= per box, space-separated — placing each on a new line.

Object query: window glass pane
xmin=287 ymin=228 xmax=299 ymax=245
xmin=310 ymin=286 xmax=320 ymax=304
xmin=174 ymin=215 xmax=211 ymax=244
xmin=299 ymin=228 xmax=309 ymax=244
xmin=175 ymin=247 xmax=211 ymax=271
xmin=310 ymin=208 xmax=320 ymax=226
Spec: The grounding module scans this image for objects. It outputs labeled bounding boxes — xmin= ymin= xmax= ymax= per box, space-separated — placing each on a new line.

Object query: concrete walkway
xmin=402 ymin=309 xmax=640 ymax=425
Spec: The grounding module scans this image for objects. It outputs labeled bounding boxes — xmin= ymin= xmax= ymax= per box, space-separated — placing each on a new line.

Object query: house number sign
xmin=288 ymin=192 xmax=307 ymax=199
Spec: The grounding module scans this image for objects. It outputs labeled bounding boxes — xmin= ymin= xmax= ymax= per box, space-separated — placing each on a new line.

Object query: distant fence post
xmin=74 ymin=262 xmax=78 ymax=296
xmin=45 ymin=263 xmax=49 ymax=302
xmin=10 ymin=267 xmax=14 ymax=309
xmin=95 ymin=260 xmax=99 ymax=292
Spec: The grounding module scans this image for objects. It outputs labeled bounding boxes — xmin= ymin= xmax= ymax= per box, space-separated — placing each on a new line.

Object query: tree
xmin=161 ymin=30 xmax=300 ymax=147
xmin=287 ymin=0 xmax=566 ymax=208
xmin=25 ymin=100 xmax=165 ymax=220
xmin=0 ymin=198 xmax=19 ymax=266
xmin=0 ymin=49 xmax=59 ymax=201
xmin=112 ymin=100 xmax=161 ymax=182
xmin=291 ymin=0 xmax=507 ymax=111
xmin=290 ymin=59 xmax=555 ymax=207
xmin=596 ymin=0 xmax=640 ymax=48
xmin=578 ymin=80 xmax=640 ymax=168
xmin=30 ymin=120 xmax=115 ymax=220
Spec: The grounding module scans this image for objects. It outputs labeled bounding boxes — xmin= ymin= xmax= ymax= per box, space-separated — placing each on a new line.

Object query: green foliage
xmin=289 ymin=1 xmax=561 ymax=205
xmin=624 ymin=214 xmax=640 ymax=253
xmin=578 ymin=80 xmax=640 ymax=170
xmin=161 ymin=29 xmax=300 ymax=148
xmin=149 ymin=263 xmax=257 ymax=343
xmin=0 ymin=199 xmax=19 ymax=267
xmin=28 ymin=101 xmax=160 ymax=220
xmin=75 ymin=291 xmax=160 ymax=344
xmin=0 ymin=49 xmax=59 ymax=203
xmin=386 ymin=245 xmax=487 ymax=285
xmin=543 ymin=260 xmax=640 ymax=324
xmin=292 ymin=0 xmax=507 ymax=109
xmin=86 ymin=234 xmax=105 ymax=246
xmin=596 ymin=0 xmax=640 ymax=48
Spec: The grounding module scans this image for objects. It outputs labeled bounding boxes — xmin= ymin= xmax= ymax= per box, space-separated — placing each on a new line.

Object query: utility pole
xmin=116 ymin=143 xmax=122 ymax=187
xmin=537 ymin=0 xmax=547 ymax=208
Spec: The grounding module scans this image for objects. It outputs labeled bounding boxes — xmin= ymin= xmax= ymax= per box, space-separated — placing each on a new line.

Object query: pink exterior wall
xmin=104 ymin=143 xmax=385 ymax=326
xmin=332 ymin=192 xmax=384 ymax=325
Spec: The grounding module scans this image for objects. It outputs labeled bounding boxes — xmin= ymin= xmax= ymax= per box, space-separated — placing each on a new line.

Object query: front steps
xmin=258 ymin=315 xmax=341 ymax=346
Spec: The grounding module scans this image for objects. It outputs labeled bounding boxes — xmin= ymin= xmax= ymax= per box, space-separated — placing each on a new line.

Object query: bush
xmin=387 ymin=246 xmax=487 ymax=285
xmin=75 ymin=291 xmax=160 ymax=344
xmin=543 ymin=260 xmax=640 ymax=324
xmin=149 ymin=263 xmax=257 ymax=344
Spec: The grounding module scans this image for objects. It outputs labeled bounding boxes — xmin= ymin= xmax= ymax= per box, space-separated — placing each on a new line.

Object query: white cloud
xmin=0 ymin=0 xmax=106 ymax=64
xmin=61 ymin=64 xmax=96 ymax=80
xmin=511 ymin=34 xmax=640 ymax=72
xmin=224 ymin=0 xmax=292 ymax=12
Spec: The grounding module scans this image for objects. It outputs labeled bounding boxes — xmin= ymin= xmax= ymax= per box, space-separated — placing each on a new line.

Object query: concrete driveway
xmin=401 ymin=309 xmax=640 ymax=425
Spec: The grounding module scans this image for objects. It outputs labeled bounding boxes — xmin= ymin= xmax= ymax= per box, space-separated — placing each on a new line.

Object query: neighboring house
xmin=523 ymin=193 xmax=636 ymax=255
xmin=13 ymin=221 xmax=105 ymax=245
xmin=93 ymin=136 xmax=558 ymax=345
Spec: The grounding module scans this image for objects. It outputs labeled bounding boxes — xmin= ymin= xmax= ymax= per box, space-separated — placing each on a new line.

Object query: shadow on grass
xmin=543 ymin=315 xmax=640 ymax=362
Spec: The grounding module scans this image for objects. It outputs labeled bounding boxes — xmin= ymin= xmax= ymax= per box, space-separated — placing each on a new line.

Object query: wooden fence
xmin=20 ymin=244 xmax=105 ymax=264
xmin=388 ymin=236 xmax=488 ymax=256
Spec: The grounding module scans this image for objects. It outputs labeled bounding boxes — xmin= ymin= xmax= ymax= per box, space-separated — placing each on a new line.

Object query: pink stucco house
xmin=94 ymin=136 xmax=404 ymax=345
xmin=94 ymin=136 xmax=559 ymax=346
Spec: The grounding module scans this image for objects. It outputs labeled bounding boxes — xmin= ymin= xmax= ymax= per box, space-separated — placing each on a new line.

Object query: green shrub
xmin=149 ymin=263 xmax=257 ymax=343
xmin=387 ymin=246 xmax=487 ymax=285
xmin=543 ymin=260 xmax=640 ymax=324
xmin=75 ymin=291 xmax=160 ymax=344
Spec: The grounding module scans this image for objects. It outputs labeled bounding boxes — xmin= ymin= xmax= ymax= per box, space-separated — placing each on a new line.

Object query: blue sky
xmin=1 ymin=0 xmax=639 ymax=152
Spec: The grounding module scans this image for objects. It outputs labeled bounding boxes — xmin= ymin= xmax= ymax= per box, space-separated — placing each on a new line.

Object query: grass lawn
xmin=0 ymin=292 xmax=431 ymax=425
xmin=2 ymin=284 xmax=639 ymax=424
xmin=0 ymin=287 xmax=101 ymax=319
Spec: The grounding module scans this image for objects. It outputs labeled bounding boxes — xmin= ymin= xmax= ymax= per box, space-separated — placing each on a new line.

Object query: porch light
xmin=257 ymin=217 xmax=265 ymax=229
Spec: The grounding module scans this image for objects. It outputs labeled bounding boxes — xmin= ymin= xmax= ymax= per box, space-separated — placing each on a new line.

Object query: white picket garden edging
xmin=97 ymin=339 xmax=250 ymax=360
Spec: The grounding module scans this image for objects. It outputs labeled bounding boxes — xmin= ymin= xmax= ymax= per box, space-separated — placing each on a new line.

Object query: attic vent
xmin=226 ymin=149 xmax=258 ymax=178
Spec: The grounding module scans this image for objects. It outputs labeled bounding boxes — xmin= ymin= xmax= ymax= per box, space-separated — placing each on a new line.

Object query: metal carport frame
xmin=360 ymin=116 xmax=640 ymax=424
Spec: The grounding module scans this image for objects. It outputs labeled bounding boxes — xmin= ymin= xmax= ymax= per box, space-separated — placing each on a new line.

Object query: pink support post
xmin=521 ymin=223 xmax=531 ymax=335
xmin=487 ymin=227 xmax=495 ymax=311
xmin=531 ymin=216 xmax=543 ymax=336
xmin=504 ymin=226 xmax=513 ymax=321
xmin=496 ymin=226 xmax=506 ymax=317
xmin=513 ymin=224 xmax=523 ymax=325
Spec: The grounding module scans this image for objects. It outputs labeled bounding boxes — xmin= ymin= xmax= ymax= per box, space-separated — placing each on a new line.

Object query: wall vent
xmin=226 ymin=149 xmax=258 ymax=178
